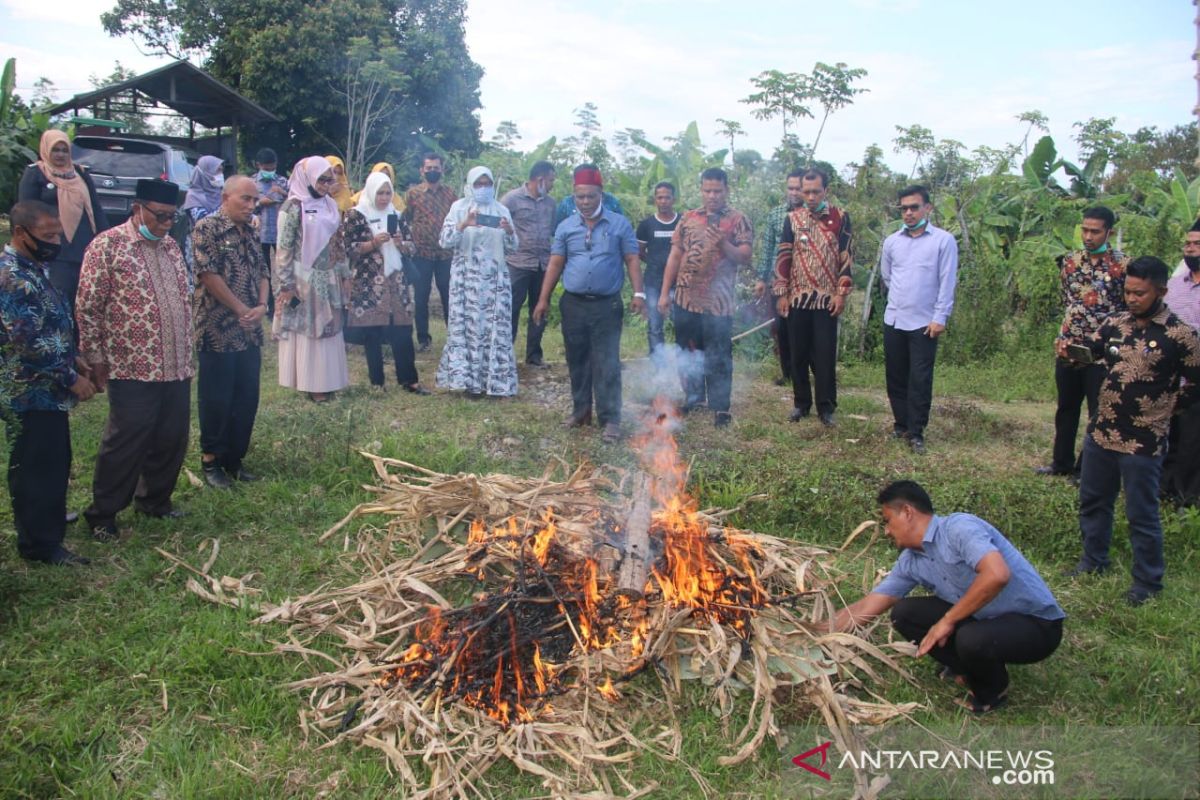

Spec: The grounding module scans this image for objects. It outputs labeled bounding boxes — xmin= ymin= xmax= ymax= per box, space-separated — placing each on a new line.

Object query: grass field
xmin=1 ymin=313 xmax=1197 ymax=799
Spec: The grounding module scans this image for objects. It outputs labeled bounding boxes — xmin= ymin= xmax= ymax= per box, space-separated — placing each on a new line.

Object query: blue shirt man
xmin=834 ymin=481 xmax=1063 ymax=713
xmin=879 ymin=185 xmax=958 ymax=452
xmin=534 ymin=165 xmax=644 ymax=442
xmin=554 ymin=190 xmax=625 ymax=228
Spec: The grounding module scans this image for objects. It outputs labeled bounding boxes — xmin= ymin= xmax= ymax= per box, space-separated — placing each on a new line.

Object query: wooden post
xmin=616 ymin=473 xmax=653 ymax=595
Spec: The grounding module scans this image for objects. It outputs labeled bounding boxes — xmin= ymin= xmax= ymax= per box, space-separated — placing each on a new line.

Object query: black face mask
xmin=307 ymin=186 xmax=323 ymax=200
xmin=1185 ymin=255 xmax=1200 ymax=271
xmin=1133 ymin=298 xmax=1165 ymax=320
xmin=20 ymin=229 xmax=62 ymax=263
xmin=423 ymin=170 xmax=442 ymax=184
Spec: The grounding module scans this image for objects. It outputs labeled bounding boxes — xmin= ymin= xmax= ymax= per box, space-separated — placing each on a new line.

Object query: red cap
xmin=573 ymin=166 xmax=603 ymax=187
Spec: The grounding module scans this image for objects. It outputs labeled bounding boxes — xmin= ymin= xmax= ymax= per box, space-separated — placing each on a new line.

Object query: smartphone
xmin=706 ymin=213 xmax=719 ymax=229
xmin=1066 ymin=344 xmax=1095 ymax=364
xmin=476 ymin=213 xmax=501 ymax=228
xmin=386 ymin=214 xmax=399 ymax=236
xmin=288 ymin=296 xmax=302 ymax=310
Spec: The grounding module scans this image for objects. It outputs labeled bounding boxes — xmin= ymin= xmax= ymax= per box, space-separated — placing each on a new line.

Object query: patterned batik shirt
xmin=1087 ymin=306 xmax=1200 ymax=457
xmin=403 ymin=182 xmax=458 ymax=261
xmin=774 ymin=205 xmax=853 ymax=311
xmin=77 ymin=220 xmax=194 ymax=382
xmin=1057 ymin=248 xmax=1127 ymax=346
xmin=192 ymin=210 xmax=267 ymax=353
xmin=670 ymin=207 xmax=754 ymax=317
xmin=0 ymin=246 xmax=79 ymax=413
xmin=755 ymin=203 xmax=790 ymax=282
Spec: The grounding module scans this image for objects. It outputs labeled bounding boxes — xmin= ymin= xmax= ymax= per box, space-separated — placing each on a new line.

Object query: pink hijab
xmin=286 ymin=156 xmax=341 ymax=277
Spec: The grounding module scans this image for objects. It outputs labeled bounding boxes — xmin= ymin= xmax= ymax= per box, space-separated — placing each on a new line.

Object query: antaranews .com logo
xmin=793 ymin=741 xmax=1055 ymax=787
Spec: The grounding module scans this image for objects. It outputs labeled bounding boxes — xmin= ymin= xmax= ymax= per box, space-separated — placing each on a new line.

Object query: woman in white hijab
xmin=435 ymin=166 xmax=519 ymax=397
xmin=273 ymin=156 xmax=351 ymax=402
xmin=343 ymin=170 xmax=428 ymax=394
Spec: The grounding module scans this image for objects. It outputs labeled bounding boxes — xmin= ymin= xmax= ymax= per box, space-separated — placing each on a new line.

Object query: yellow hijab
xmin=324 ymin=155 xmax=355 ymax=212
xmin=350 ymin=162 xmax=405 ymax=212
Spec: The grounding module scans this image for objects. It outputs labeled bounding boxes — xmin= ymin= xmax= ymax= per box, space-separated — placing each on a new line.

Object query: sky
xmin=3 ymin=0 xmax=1194 ymax=173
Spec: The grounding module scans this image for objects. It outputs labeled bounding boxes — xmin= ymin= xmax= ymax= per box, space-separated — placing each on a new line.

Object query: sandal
xmin=938 ymin=666 xmax=968 ymax=687
xmin=956 ymin=691 xmax=1008 ymax=715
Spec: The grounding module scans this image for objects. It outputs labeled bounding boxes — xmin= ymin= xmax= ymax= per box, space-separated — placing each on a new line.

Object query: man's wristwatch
xmin=633 ymin=291 xmax=646 ymax=300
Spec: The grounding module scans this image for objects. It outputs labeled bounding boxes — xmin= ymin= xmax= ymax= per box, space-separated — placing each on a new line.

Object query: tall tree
xmin=101 ymin=0 xmax=483 ymax=168
xmin=806 ymin=61 xmax=868 ymax=161
xmin=1015 ymin=110 xmax=1048 ymax=157
xmin=741 ymin=70 xmax=813 ymax=143
xmin=715 ymin=117 xmax=744 ymax=170
xmin=334 ymin=36 xmax=410 ymax=181
xmin=893 ymin=124 xmax=935 ymax=179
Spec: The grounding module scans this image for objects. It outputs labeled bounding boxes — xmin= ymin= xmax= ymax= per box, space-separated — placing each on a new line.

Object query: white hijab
xmin=354 ymin=171 xmax=402 ymax=277
xmin=445 ymin=165 xmax=514 ymax=266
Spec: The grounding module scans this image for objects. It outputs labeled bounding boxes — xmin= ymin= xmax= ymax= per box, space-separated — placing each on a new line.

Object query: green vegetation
xmin=1 ymin=327 xmax=1196 ymax=798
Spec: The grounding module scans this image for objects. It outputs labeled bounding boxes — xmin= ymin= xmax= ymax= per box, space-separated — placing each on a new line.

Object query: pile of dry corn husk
xmin=232 ymin=453 xmax=917 ymax=799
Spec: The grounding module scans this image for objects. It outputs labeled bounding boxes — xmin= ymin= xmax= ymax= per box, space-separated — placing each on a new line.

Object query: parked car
xmin=71 ymin=135 xmax=196 ymax=226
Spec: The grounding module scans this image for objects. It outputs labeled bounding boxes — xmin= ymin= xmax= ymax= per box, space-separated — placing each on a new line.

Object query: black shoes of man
xmin=24 ymin=546 xmax=91 ymax=566
xmin=203 ymin=460 xmax=262 ymax=489
xmin=787 ymin=408 xmax=835 ymax=427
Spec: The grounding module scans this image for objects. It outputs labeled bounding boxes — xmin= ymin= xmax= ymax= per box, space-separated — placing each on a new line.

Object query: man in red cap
xmin=534 ymin=164 xmax=645 ymax=443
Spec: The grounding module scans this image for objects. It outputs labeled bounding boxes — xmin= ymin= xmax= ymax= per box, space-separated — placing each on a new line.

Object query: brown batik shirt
xmin=671 ymin=206 xmax=754 ymax=317
xmin=1087 ymin=306 xmax=1200 ymax=457
xmin=192 ymin=210 xmax=267 ymax=353
xmin=773 ymin=205 xmax=853 ymax=311
xmin=403 ymin=182 xmax=458 ymax=261
xmin=1057 ymin=248 xmax=1127 ymax=346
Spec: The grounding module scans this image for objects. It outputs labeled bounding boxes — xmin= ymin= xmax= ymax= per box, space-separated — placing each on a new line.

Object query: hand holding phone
xmin=387 ymin=214 xmax=399 ymax=236
xmin=476 ymin=213 xmax=501 ymax=228
xmin=1066 ymin=344 xmax=1095 ymax=365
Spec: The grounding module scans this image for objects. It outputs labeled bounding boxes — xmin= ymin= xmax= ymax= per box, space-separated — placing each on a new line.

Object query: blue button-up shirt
xmin=881 ymin=223 xmax=958 ymax=330
xmin=552 ymin=208 xmax=638 ymax=297
xmin=254 ymin=171 xmax=290 ymax=245
xmin=873 ymin=513 xmax=1065 ymax=621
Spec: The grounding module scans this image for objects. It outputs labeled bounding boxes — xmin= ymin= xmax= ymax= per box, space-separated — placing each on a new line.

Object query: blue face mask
xmin=138 ymin=223 xmax=162 ymax=242
xmin=1086 ymin=242 xmax=1109 ymax=255
xmin=811 ymin=200 xmax=828 ymax=214
xmin=903 ymin=218 xmax=928 ymax=232
xmin=472 ymin=186 xmax=495 ymax=205
xmin=260 ymin=170 xmax=276 ymax=180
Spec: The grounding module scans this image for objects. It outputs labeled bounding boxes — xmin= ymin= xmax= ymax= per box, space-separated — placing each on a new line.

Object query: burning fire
xmin=378 ymin=396 xmax=773 ymax=726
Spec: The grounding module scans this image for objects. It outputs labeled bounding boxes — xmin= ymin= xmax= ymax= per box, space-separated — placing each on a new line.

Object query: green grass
xmin=1 ymin=320 xmax=1197 ymax=799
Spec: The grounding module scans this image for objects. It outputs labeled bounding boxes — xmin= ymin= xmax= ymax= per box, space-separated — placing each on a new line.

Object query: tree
xmin=101 ymin=0 xmax=483 ymax=168
xmin=741 ymin=70 xmax=813 ymax=143
xmin=1016 ymin=110 xmax=1048 ymax=158
xmin=892 ymin=124 xmax=935 ymax=178
xmin=490 ymin=120 xmax=521 ymax=150
xmin=333 ymin=37 xmax=410 ymax=182
xmin=1072 ymin=117 xmax=1129 ymax=164
xmin=715 ymin=118 xmax=744 ymax=168
xmin=806 ymin=61 xmax=867 ymax=161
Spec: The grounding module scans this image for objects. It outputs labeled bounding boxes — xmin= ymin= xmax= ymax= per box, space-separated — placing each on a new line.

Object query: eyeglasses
xmin=899 ymin=203 xmax=923 ymax=212
xmin=139 ymin=208 xmax=176 ymax=224
xmin=316 ymin=175 xmax=336 ymax=186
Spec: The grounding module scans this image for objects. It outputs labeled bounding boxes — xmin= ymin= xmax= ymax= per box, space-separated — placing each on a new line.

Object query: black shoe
xmin=601 ymin=422 xmax=622 ymax=443
xmin=29 ymin=546 xmax=91 ymax=566
xmin=818 ymin=412 xmax=836 ymax=428
xmin=202 ymin=461 xmax=232 ymax=489
xmin=789 ymin=407 xmax=809 ymax=422
xmin=230 ymin=467 xmax=262 ymax=483
xmin=137 ymin=507 xmax=187 ymax=520
xmin=891 ymin=429 xmax=909 ymax=441
xmin=1125 ymin=586 xmax=1160 ymax=607
xmin=1034 ymin=465 xmax=1071 ymax=476
xmin=402 ymin=383 xmax=431 ymax=395
xmin=909 ymin=435 xmax=926 ymax=454
xmin=563 ymin=408 xmax=592 ymax=428
xmin=774 ymin=376 xmax=790 ymax=386
xmin=714 ymin=411 xmax=732 ymax=428
xmin=417 ymin=339 xmax=432 ymax=353
xmin=65 ymin=511 xmax=79 ymax=524
xmin=1062 ymin=561 xmax=1107 ymax=578
xmin=526 ymin=356 xmax=548 ymax=368
xmin=91 ymin=522 xmax=119 ymax=543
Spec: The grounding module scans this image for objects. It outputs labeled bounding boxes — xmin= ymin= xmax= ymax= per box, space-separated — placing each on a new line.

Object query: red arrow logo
xmin=792 ymin=740 xmax=833 ymax=781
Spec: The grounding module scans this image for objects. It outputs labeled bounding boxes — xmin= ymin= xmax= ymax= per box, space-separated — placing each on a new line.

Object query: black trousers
xmin=1162 ymin=402 xmax=1200 ymax=506
xmin=412 ymin=256 xmax=451 ymax=345
xmin=86 ymin=379 xmax=190 ymax=526
xmin=560 ymin=292 xmax=624 ymax=424
xmin=198 ymin=348 xmax=261 ymax=472
xmin=672 ymin=306 xmax=733 ymax=413
xmin=5 ymin=410 xmax=71 ymax=560
xmin=508 ymin=266 xmax=547 ymax=362
xmin=773 ymin=310 xmax=791 ymax=381
xmin=359 ymin=323 xmax=418 ymax=387
xmin=787 ymin=307 xmax=839 ymax=415
xmin=883 ymin=324 xmax=939 ymax=438
xmin=1051 ymin=359 xmax=1104 ymax=474
xmin=890 ymin=596 xmax=1063 ymax=706
xmin=260 ymin=244 xmax=276 ymax=318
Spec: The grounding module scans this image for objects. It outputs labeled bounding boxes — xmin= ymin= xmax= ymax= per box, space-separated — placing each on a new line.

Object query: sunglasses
xmin=899 ymin=203 xmax=924 ymax=213
xmin=140 ymin=208 xmax=176 ymax=224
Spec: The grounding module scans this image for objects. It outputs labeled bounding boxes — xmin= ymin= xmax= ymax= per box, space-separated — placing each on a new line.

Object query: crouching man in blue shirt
xmin=833 ymin=480 xmax=1065 ymax=714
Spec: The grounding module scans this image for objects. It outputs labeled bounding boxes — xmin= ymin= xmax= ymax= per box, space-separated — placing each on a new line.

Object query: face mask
xmin=213 ymin=174 xmax=225 ymax=188
xmin=472 ymin=186 xmax=495 ymax=205
xmin=424 ymin=170 xmax=442 ymax=183
xmin=903 ymin=218 xmax=927 ymax=232
xmin=810 ymin=200 xmax=828 ymax=214
xmin=1134 ymin=298 xmax=1164 ymax=320
xmin=308 ymin=186 xmax=323 ymax=200
xmin=1086 ymin=242 xmax=1109 ymax=255
xmin=259 ymin=170 xmax=276 ymax=180
xmin=1184 ymin=255 xmax=1200 ymax=271
xmin=137 ymin=223 xmax=162 ymax=242
xmin=21 ymin=230 xmax=61 ymax=262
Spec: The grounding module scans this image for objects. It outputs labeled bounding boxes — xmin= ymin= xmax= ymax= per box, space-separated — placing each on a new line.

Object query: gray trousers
xmin=86 ymin=379 xmax=191 ymax=526
xmin=560 ymin=292 xmax=624 ymax=424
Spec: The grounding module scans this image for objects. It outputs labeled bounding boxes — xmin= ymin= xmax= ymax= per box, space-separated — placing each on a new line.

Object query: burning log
xmin=615 ymin=472 xmax=653 ymax=596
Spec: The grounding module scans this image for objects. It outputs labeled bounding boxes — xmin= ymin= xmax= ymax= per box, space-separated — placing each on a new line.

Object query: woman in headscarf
xmin=350 ymin=162 xmax=405 ymax=212
xmin=181 ymin=155 xmax=225 ymax=280
xmin=18 ymin=129 xmax=109 ymax=311
xmin=324 ymin=155 xmax=356 ymax=213
xmin=435 ymin=165 xmax=519 ymax=398
xmin=343 ymin=170 xmax=428 ymax=395
xmin=273 ymin=156 xmax=351 ymax=402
